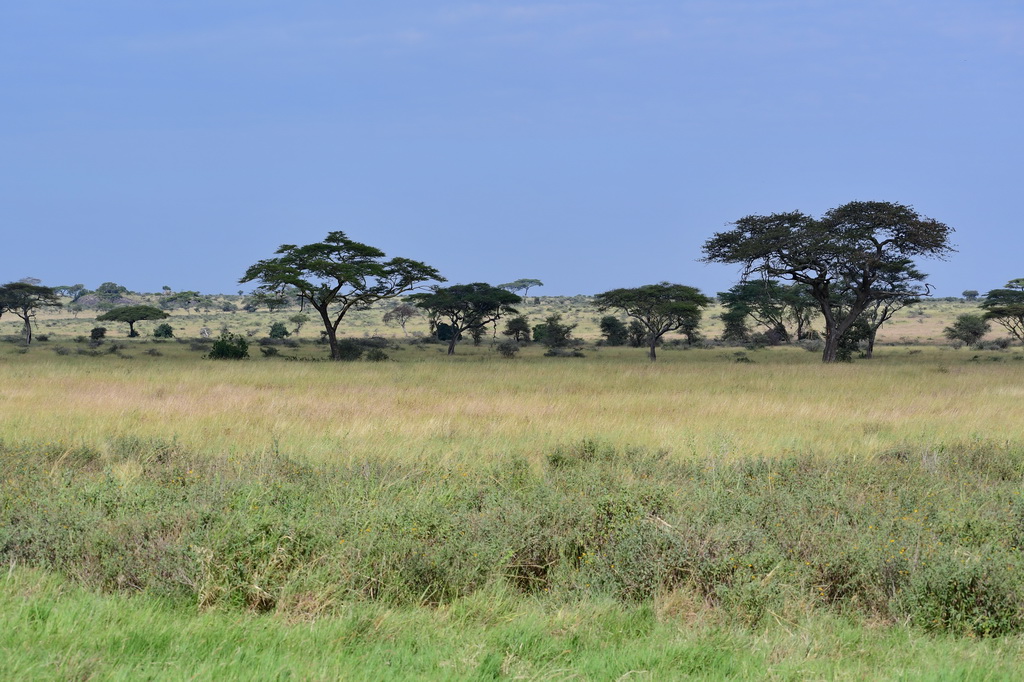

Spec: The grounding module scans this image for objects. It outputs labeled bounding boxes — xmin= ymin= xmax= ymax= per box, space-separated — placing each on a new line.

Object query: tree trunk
xmin=864 ymin=328 xmax=878 ymax=359
xmin=447 ymin=336 xmax=457 ymax=355
xmin=648 ymin=340 xmax=657 ymax=361
xmin=821 ymin=323 xmax=840 ymax=363
xmin=20 ymin=316 xmax=32 ymax=344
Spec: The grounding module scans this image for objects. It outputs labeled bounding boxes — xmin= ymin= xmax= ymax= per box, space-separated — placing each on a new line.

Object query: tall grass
xmin=1 ymin=347 xmax=1021 ymax=464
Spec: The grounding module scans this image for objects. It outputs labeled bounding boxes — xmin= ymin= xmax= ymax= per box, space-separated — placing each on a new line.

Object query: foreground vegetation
xmin=2 ymin=320 xmax=1023 ymax=677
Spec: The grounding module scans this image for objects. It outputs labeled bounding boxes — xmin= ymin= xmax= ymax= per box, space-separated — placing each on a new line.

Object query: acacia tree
xmin=240 ymin=232 xmax=443 ymax=360
xmin=594 ymin=282 xmax=710 ymax=361
xmin=0 ymin=282 xmax=61 ymax=344
xmin=96 ymin=305 xmax=170 ymax=337
xmin=498 ymin=278 xmax=544 ymax=300
xmin=408 ymin=283 xmax=520 ymax=355
xmin=382 ymin=302 xmax=419 ymax=336
xmin=702 ymin=201 xmax=954 ymax=363
xmin=981 ymin=281 xmax=1024 ymax=343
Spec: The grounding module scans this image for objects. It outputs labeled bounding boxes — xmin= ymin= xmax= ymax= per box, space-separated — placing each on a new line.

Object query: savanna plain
xmin=3 ymin=300 xmax=1024 ymax=680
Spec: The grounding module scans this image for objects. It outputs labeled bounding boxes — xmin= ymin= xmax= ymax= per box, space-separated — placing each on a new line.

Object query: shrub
xmin=268 ymin=322 xmax=291 ymax=339
xmin=334 ymin=339 xmax=363 ymax=361
xmin=208 ymin=333 xmax=249 ymax=360
xmin=364 ymin=348 xmax=389 ymax=362
xmin=496 ymin=339 xmax=520 ymax=358
xmin=153 ymin=323 xmax=174 ymax=339
xmin=90 ymin=327 xmax=107 ymax=340
xmin=259 ymin=346 xmax=280 ymax=357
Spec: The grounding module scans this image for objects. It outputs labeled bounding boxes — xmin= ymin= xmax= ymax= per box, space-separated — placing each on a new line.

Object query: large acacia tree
xmin=240 ymin=232 xmax=443 ymax=360
xmin=702 ymin=201 xmax=954 ymax=363
xmin=408 ymin=283 xmax=521 ymax=355
xmin=0 ymin=281 xmax=61 ymax=344
xmin=594 ymin=282 xmax=710 ymax=361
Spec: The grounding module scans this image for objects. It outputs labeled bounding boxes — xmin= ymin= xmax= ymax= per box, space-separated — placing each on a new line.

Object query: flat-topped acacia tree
xmin=96 ymin=305 xmax=169 ymax=337
xmin=0 ymin=281 xmax=61 ymax=344
xmin=240 ymin=232 xmax=443 ymax=360
xmin=594 ymin=283 xmax=710 ymax=361
xmin=702 ymin=201 xmax=954 ymax=363
xmin=408 ymin=283 xmax=521 ymax=355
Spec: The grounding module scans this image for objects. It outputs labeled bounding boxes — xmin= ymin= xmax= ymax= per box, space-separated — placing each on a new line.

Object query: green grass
xmin=5 ymin=566 xmax=1024 ymax=680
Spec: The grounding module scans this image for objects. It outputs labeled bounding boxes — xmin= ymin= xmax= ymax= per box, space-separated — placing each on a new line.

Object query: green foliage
xmin=962 ymin=290 xmax=979 ymax=302
xmin=502 ymin=315 xmax=531 ymax=343
xmin=89 ymin=327 xmax=107 ymax=340
xmin=534 ymin=313 xmax=576 ymax=348
xmin=334 ymin=339 xmax=363 ymax=361
xmin=152 ymin=323 xmax=174 ymax=339
xmin=364 ymin=348 xmax=389 ymax=362
xmin=268 ymin=321 xmax=291 ymax=339
xmin=207 ymin=333 xmax=249 ymax=360
xmin=598 ymin=316 xmax=628 ymax=346
xmin=944 ymin=314 xmax=991 ymax=347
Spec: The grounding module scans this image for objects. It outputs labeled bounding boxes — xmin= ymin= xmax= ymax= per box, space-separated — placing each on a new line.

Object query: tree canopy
xmin=981 ymin=283 xmax=1024 ymax=343
xmin=408 ymin=283 xmax=520 ymax=355
xmin=498 ymin=279 xmax=544 ymax=299
xmin=96 ymin=305 xmax=170 ymax=337
xmin=702 ymin=201 xmax=954 ymax=362
xmin=240 ymin=231 xmax=443 ymax=360
xmin=594 ymin=282 xmax=710 ymax=361
xmin=0 ymin=282 xmax=62 ymax=344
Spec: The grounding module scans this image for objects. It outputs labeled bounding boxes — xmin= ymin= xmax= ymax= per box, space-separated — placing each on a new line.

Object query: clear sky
xmin=2 ymin=1 xmax=1021 ymax=297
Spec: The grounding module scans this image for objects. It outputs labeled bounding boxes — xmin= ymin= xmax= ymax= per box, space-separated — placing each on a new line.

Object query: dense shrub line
xmin=1 ymin=438 xmax=1022 ymax=635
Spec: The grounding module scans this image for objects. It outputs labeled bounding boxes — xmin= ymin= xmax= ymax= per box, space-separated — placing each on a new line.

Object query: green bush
xmin=268 ymin=322 xmax=291 ymax=339
xmin=364 ymin=348 xmax=389 ymax=362
xmin=153 ymin=323 xmax=174 ymax=339
xmin=90 ymin=327 xmax=107 ymax=340
xmin=208 ymin=333 xmax=249 ymax=360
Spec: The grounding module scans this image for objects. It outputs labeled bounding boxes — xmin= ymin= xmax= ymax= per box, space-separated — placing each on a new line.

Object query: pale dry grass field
xmin=2 ymin=344 xmax=1021 ymax=466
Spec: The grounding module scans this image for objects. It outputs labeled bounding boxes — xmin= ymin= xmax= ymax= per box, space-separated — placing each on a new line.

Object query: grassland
xmin=2 ymin=298 xmax=1024 ymax=679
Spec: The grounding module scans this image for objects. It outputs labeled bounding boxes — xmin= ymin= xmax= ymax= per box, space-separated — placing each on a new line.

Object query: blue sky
xmin=2 ymin=1 xmax=1021 ymax=296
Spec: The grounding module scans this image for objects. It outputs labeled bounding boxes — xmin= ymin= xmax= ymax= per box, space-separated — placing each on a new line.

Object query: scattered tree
xmin=980 ymin=283 xmax=1024 ymax=343
xmin=288 ymin=313 xmax=311 ymax=335
xmin=598 ymin=316 xmax=628 ymax=346
xmin=268 ymin=321 xmax=291 ymax=339
xmin=0 ymin=282 xmax=62 ymax=344
xmin=594 ymin=282 xmax=710 ymax=361
xmin=408 ymin=283 xmax=520 ymax=355
xmin=498 ymin=278 xmax=544 ymax=300
xmin=382 ymin=303 xmax=419 ymax=336
xmin=240 ymin=231 xmax=443 ymax=360
xmin=944 ymin=314 xmax=990 ymax=347
xmin=702 ymin=201 xmax=954 ymax=362
xmin=533 ymin=313 xmax=576 ymax=348
xmin=502 ymin=315 xmax=531 ymax=343
xmin=96 ymin=305 xmax=170 ymax=337
xmin=962 ymin=290 xmax=979 ymax=302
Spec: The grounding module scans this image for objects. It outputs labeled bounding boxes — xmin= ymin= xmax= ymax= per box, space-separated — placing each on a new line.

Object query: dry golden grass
xmin=1 ymin=343 xmax=1021 ymax=466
